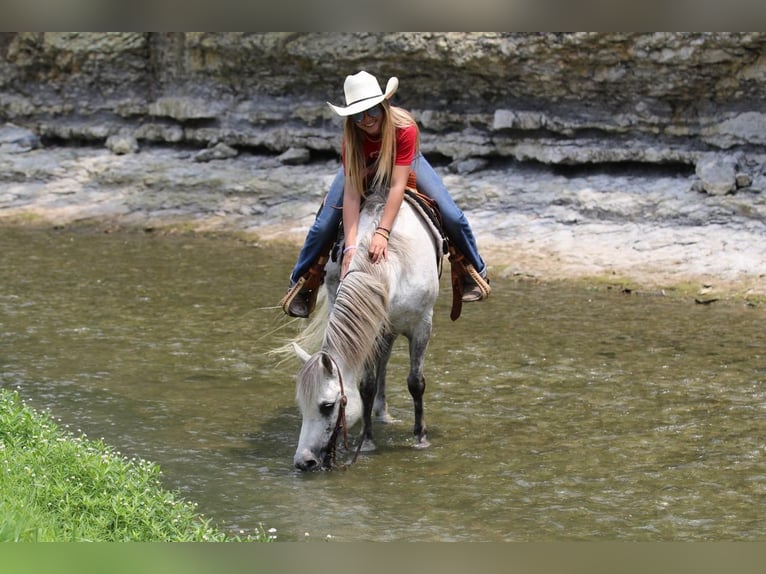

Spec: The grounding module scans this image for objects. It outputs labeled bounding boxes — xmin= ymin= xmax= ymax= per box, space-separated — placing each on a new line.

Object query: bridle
xmin=324 ymin=355 xmax=365 ymax=469
xmin=325 ymin=360 xmax=349 ymax=468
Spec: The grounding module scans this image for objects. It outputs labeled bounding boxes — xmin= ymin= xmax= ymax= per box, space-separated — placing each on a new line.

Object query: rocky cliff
xmin=1 ymin=32 xmax=765 ymax=193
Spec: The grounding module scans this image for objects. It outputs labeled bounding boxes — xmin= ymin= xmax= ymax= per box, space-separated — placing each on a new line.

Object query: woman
xmin=283 ymin=70 xmax=489 ymax=318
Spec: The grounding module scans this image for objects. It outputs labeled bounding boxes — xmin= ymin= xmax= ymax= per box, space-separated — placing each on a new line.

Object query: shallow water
xmin=1 ymin=226 xmax=765 ymax=541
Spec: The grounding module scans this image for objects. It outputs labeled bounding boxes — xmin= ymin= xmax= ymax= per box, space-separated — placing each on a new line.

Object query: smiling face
xmin=351 ymin=104 xmax=384 ymax=138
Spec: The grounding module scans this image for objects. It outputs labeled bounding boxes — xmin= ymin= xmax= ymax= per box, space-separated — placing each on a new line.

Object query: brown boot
xmin=462 ymin=277 xmax=490 ymax=302
xmin=286 ymin=289 xmax=312 ymax=318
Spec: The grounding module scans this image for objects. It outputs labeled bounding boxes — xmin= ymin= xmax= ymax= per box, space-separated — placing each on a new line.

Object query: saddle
xmin=402 ymin=187 xmax=490 ymax=321
xmin=280 ymin=175 xmax=489 ymax=321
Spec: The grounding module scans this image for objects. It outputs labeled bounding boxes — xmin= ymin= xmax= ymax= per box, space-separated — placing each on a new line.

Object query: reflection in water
xmin=1 ymin=226 xmax=765 ymax=541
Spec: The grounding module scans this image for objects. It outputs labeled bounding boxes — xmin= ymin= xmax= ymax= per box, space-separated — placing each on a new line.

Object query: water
xmin=1 ymin=226 xmax=765 ymax=541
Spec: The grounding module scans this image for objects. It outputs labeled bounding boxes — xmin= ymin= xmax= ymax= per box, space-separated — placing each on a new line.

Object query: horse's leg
xmin=358 ymin=365 xmax=378 ymax=452
xmin=407 ymin=322 xmax=432 ymax=448
xmin=373 ymin=331 xmax=397 ymax=423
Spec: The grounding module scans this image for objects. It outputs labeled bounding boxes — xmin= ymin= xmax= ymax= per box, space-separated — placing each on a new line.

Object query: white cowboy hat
xmin=327 ymin=71 xmax=399 ymax=117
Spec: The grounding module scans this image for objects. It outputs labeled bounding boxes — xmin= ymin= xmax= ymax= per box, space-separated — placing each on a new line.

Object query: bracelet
xmin=376 ymin=225 xmax=391 ymax=234
xmin=343 ymin=245 xmax=357 ymax=254
xmin=374 ymin=229 xmax=390 ymax=241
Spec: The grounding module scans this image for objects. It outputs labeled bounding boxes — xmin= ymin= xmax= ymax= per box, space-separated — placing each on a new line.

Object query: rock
xmin=735 ymin=173 xmax=752 ymax=188
xmin=449 ymin=157 xmax=488 ymax=174
xmin=1 ymin=33 xmax=765 ymax=169
xmin=703 ymin=111 xmax=766 ymax=148
xmin=749 ymin=172 xmax=766 ymax=193
xmin=148 ymin=97 xmax=222 ymax=121
xmin=492 ymin=110 xmax=546 ymax=131
xmin=192 ymin=142 xmax=238 ymax=162
xmin=695 ymin=154 xmax=737 ymax=196
xmin=0 ymin=123 xmax=40 ymax=153
xmin=134 ymin=123 xmax=185 ymax=143
xmin=106 ymin=134 xmax=139 ymax=155
xmin=277 ymin=147 xmax=310 ymax=165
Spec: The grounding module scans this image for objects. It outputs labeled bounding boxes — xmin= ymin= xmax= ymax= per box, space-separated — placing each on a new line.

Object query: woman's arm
xmin=367 ymin=163 xmax=409 ymax=264
xmin=341 ymin=177 xmax=361 ymax=279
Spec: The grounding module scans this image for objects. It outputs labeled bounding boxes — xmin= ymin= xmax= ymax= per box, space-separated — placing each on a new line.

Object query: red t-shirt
xmin=342 ymin=124 xmax=418 ymax=172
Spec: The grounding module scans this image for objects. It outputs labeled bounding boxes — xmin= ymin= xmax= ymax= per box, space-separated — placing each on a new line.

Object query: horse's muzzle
xmin=294 ymin=457 xmax=319 ymax=471
xmin=294 ymin=448 xmax=325 ymax=471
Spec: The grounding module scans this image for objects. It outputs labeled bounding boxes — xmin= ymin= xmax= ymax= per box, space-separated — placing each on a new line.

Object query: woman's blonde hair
xmin=342 ymin=102 xmax=420 ymax=198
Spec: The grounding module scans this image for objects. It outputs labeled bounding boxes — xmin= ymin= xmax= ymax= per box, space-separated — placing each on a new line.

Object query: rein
xmin=326 ymin=358 xmax=349 ymax=468
xmin=326 ymin=356 xmax=366 ymax=469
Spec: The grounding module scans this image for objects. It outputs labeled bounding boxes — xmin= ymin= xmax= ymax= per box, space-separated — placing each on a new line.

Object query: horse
xmin=291 ymin=188 xmax=442 ymax=471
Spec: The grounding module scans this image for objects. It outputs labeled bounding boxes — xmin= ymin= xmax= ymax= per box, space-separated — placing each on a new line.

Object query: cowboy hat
xmin=327 ymin=71 xmax=399 ymax=117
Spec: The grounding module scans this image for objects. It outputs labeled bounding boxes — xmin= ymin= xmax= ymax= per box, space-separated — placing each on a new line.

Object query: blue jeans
xmin=289 ymin=152 xmax=486 ymax=285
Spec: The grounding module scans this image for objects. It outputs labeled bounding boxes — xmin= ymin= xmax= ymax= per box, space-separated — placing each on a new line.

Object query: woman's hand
xmin=368 ymin=232 xmax=388 ymax=264
xmin=341 ymin=246 xmax=355 ymax=279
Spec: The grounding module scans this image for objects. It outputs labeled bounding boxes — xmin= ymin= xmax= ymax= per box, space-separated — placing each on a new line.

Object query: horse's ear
xmin=291 ymin=342 xmax=312 ymax=364
xmin=320 ymin=351 xmax=335 ymax=374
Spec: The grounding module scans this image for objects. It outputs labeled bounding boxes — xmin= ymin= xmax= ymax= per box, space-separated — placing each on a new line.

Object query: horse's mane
xmin=295 ymin=264 xmax=389 ymax=407
xmin=322 ymin=257 xmax=389 ymax=366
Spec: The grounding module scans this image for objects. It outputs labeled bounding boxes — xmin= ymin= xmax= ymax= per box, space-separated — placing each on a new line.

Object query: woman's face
xmin=352 ymin=104 xmax=384 ymax=137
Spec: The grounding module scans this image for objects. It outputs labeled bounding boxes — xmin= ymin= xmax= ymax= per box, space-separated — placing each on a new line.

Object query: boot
xmin=462 ymin=277 xmax=491 ymax=302
xmin=279 ymin=278 xmax=314 ymax=319
xmin=286 ymin=289 xmax=312 ymax=318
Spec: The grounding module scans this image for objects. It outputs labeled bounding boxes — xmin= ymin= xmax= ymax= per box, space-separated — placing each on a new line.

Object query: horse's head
xmin=293 ymin=344 xmax=361 ymax=471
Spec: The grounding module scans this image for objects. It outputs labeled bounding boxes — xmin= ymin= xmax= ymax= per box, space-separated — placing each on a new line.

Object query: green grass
xmin=0 ymin=389 xmax=269 ymax=542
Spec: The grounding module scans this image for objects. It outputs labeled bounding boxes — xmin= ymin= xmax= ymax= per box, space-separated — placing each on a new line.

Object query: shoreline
xmin=5 ymin=214 xmax=764 ymax=307
xmin=1 ymin=145 xmax=765 ymax=304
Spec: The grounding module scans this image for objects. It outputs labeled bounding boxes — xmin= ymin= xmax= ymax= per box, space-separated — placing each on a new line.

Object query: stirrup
xmin=464 ymin=264 xmax=491 ymax=300
xmin=279 ymin=277 xmax=315 ymax=317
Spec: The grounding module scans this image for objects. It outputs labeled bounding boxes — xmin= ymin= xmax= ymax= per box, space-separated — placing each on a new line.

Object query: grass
xmin=0 ymin=388 xmax=269 ymax=542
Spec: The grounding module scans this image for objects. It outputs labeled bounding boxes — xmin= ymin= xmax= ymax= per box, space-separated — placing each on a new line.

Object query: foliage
xmin=0 ymin=389 xmax=269 ymax=542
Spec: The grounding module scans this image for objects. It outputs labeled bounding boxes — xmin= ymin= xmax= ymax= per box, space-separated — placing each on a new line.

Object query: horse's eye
xmin=319 ymin=401 xmax=335 ymax=417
